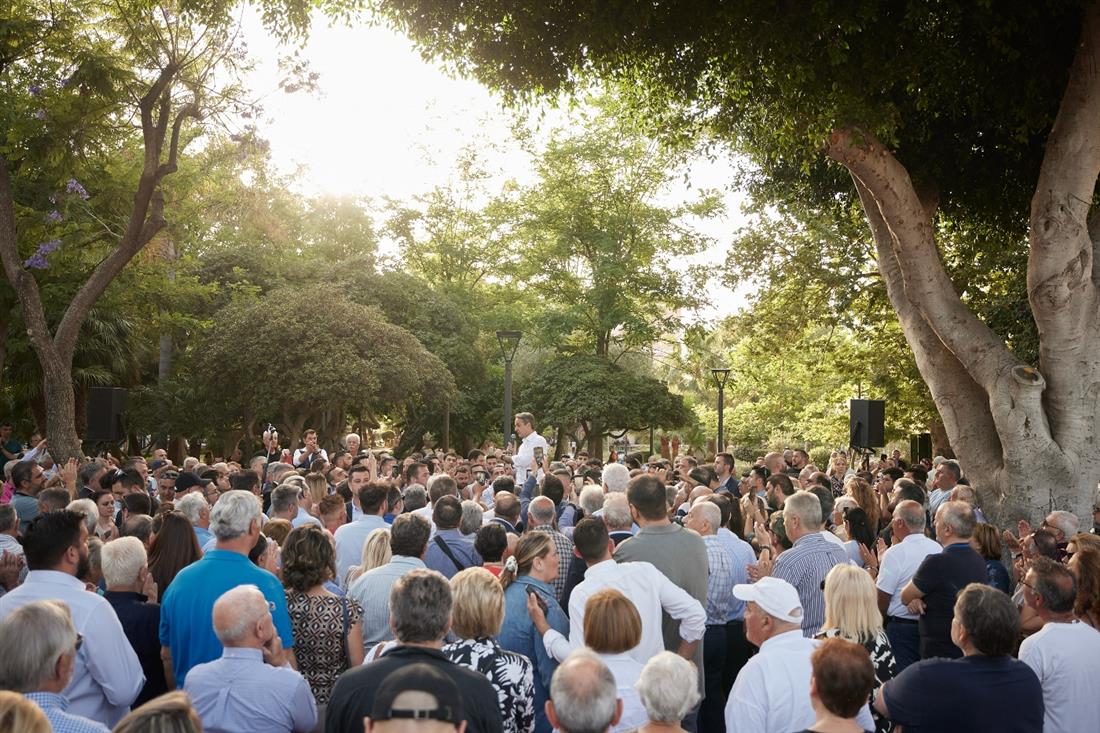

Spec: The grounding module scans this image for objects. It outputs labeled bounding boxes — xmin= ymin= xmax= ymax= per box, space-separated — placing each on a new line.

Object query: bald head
xmin=687 ymin=500 xmax=721 ymax=536
xmin=764 ymin=452 xmax=786 ymax=476
xmin=212 ymin=585 xmax=270 ymax=647
xmin=493 ymin=492 xmax=520 ymax=523
xmin=529 ymin=496 xmax=556 ymax=526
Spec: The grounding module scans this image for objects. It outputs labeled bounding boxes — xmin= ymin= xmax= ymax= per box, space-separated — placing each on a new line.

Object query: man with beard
xmin=0 ymin=510 xmax=144 ymax=727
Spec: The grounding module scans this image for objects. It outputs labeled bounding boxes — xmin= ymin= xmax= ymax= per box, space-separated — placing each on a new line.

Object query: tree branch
xmin=1029 ymin=1 xmax=1100 ymax=455
xmin=157 ymin=103 xmax=201 ymax=182
xmin=828 ymin=128 xmax=1019 ymax=391
xmin=851 ymin=175 xmax=1007 ymax=505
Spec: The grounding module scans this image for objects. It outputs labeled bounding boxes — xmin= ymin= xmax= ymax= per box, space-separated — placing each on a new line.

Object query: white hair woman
xmin=633 ymin=651 xmax=701 ymax=732
xmin=816 ymin=563 xmax=896 ymax=733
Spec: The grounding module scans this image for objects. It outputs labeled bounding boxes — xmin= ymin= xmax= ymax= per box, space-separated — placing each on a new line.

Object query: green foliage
xmin=187 ymin=287 xmax=456 ymax=432
xmin=518 ymin=354 xmax=690 ymax=434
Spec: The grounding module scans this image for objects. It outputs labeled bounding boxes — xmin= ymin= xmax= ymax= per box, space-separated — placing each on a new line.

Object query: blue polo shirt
xmin=158 ymin=549 xmax=294 ymax=685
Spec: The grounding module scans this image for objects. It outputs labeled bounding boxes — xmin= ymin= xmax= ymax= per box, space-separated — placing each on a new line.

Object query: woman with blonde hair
xmin=304 ymin=471 xmax=328 ymax=506
xmin=444 ymin=567 xmax=535 ymax=733
xmin=816 ymin=564 xmax=895 ymax=733
xmin=845 ymin=477 xmax=881 ymax=531
xmin=499 ymin=532 xmax=568 ymax=733
xmin=112 ymin=691 xmax=202 ymax=733
xmin=343 ymin=527 xmax=391 ymax=588
xmin=0 ymin=691 xmax=50 ymax=733
xmin=826 ymin=452 xmax=851 ymax=496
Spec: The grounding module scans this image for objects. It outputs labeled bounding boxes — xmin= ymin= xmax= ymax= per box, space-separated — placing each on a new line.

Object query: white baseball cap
xmin=732 ymin=577 xmax=803 ymax=624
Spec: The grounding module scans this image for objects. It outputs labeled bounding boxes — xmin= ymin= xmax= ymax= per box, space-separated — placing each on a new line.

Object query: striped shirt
xmin=529 ymin=525 xmax=574 ymax=603
xmin=701 ymin=534 xmax=735 ymax=625
xmin=772 ymin=531 xmax=850 ymax=636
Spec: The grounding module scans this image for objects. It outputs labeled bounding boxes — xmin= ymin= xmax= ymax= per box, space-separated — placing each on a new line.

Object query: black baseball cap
xmin=370 ymin=663 xmax=463 ymax=724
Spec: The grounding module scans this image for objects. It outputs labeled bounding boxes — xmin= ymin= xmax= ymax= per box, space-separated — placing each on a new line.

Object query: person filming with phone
xmin=511 ymin=413 xmax=549 ymax=486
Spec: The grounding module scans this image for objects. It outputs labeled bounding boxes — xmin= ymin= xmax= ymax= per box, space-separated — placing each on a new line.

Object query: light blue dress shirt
xmin=24 ymin=692 xmax=109 ymax=733
xmin=717 ymin=528 xmax=757 ymax=621
xmin=0 ymin=571 xmax=144 ymax=727
xmin=346 ymin=555 xmax=426 ymax=647
xmin=184 ymin=647 xmax=317 ymax=733
xmin=334 ymin=514 xmax=390 ymax=583
xmin=423 ymin=528 xmax=482 ymax=579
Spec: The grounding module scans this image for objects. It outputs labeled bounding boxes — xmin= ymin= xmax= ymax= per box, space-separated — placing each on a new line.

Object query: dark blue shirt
xmin=985 ymin=559 xmax=1011 ymax=593
xmin=912 ymin=543 xmax=988 ymax=658
xmin=883 ymin=655 xmax=1044 ymax=733
xmin=103 ymin=591 xmax=167 ymax=706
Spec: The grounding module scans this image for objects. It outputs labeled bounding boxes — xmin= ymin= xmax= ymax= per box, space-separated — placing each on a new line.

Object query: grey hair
xmin=209 ymin=490 xmax=261 ymax=541
xmin=783 ymin=491 xmax=823 ymax=529
xmin=281 ymin=474 xmax=306 ymax=489
xmin=267 ymin=463 xmax=296 ymax=482
xmin=459 ymin=500 xmax=484 ymax=536
xmin=78 ymin=459 xmax=106 ymax=486
xmin=402 ymin=485 xmax=428 ymax=512
xmin=269 ymin=484 xmax=300 ymax=516
xmin=390 ymin=569 xmax=452 ymax=643
xmin=579 ymin=486 xmax=605 ymax=516
xmin=66 ymin=499 xmax=98 ymax=534
xmin=950 ymin=485 xmax=977 ymax=505
xmin=894 ymin=500 xmax=926 ymax=532
xmin=937 ymin=500 xmax=977 ymax=539
xmin=601 ymin=463 xmax=630 ymax=493
xmin=175 ymin=493 xmax=209 ymax=526
xmin=689 ymin=500 xmax=721 ymax=533
xmin=1046 ymin=510 xmax=1079 ymax=538
xmin=212 ymin=585 xmax=269 ymax=645
xmin=0 ymin=600 xmax=77 ymax=691
xmin=549 ymin=649 xmax=619 ymax=733
xmin=0 ymin=503 xmax=17 ymax=534
xmin=635 ymin=651 xmax=701 ymax=723
xmin=602 ymin=493 xmax=633 ymax=531
xmin=529 ymin=496 xmax=556 ymax=526
xmin=100 ymin=536 xmax=147 ymax=587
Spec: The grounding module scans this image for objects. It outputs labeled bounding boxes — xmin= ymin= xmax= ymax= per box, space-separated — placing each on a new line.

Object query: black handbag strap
xmin=433 ymin=535 xmax=466 ymax=573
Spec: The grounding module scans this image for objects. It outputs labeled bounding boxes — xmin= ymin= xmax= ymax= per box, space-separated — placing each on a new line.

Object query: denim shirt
xmin=498 ymin=575 xmax=568 ymax=733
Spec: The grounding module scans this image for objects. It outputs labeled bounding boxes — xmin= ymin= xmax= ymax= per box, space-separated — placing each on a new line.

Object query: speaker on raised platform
xmin=849 ymin=399 xmax=885 ymax=449
xmin=86 ymin=387 xmax=128 ymax=442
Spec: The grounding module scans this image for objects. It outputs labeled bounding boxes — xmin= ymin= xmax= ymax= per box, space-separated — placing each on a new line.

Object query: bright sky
xmin=239 ymin=10 xmax=750 ymax=319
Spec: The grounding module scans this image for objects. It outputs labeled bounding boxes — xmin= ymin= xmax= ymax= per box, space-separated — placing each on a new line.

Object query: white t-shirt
xmin=1019 ymin=620 xmax=1100 ymax=733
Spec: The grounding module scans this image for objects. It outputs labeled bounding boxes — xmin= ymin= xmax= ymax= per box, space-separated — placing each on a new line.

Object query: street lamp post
xmin=711 ymin=368 xmax=731 ymax=454
xmin=497 ymin=330 xmax=522 ymax=448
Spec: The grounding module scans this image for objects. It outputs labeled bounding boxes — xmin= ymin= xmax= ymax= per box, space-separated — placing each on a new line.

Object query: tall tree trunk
xmin=825 ymin=4 xmax=1100 ymax=523
xmin=587 ymin=420 xmax=605 ymax=460
xmin=0 ymin=67 xmax=195 ymax=462
xmin=0 ymin=317 xmax=8 ymax=390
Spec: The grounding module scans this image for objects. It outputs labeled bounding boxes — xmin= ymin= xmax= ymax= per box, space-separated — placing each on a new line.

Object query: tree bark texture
xmin=0 ymin=66 xmax=194 ymax=462
xmin=825 ymin=2 xmax=1100 ymax=523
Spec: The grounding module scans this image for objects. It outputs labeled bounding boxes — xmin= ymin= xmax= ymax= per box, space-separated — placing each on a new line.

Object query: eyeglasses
xmin=75 ymin=633 xmax=84 ymax=651
xmin=266 ymin=600 xmax=276 ymax=613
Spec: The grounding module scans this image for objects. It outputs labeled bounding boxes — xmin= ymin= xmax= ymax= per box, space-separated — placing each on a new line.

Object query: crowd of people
xmin=2 ymin=414 xmax=1100 ymax=733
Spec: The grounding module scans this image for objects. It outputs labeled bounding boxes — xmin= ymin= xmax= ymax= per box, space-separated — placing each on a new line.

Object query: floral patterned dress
xmin=444 ymin=636 xmax=535 ymax=733
xmin=285 ymin=590 xmax=363 ymax=705
xmin=817 ymin=628 xmax=896 ymax=733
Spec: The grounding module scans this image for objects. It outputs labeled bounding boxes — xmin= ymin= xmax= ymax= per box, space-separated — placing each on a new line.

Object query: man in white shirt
xmin=872 ymin=499 xmax=941 ymax=671
xmin=511 ymin=412 xmax=549 ymax=485
xmin=1019 ymin=557 xmax=1100 ymax=733
xmin=0 ymin=510 xmax=143 ymax=727
xmin=533 ymin=517 xmax=706 ymax=665
xmin=291 ymin=429 xmax=328 ymax=469
xmin=724 ymin=576 xmax=874 ymax=733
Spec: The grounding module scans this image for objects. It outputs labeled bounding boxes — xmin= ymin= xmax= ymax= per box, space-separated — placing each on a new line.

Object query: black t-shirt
xmin=912 ymin=543 xmax=987 ymax=659
xmin=326 ymin=645 xmax=503 ymax=733
xmin=883 ymin=655 xmax=1044 ymax=733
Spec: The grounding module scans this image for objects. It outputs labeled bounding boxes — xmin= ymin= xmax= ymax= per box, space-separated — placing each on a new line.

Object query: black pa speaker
xmin=86 ymin=387 xmax=128 ymax=442
xmin=849 ymin=399 xmax=885 ymax=448
xmin=910 ymin=433 xmax=933 ymax=463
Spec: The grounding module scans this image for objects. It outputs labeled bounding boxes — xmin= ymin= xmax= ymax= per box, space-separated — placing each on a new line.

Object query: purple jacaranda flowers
xmin=66 ymin=178 xmax=89 ymax=200
xmin=47 ymin=210 xmax=62 ymax=223
xmin=24 ymin=253 xmax=49 ymax=269
xmin=39 ymin=239 xmax=62 ymax=254
xmin=32 ymin=109 xmax=46 ymax=120
xmin=28 ymin=84 xmax=43 ymax=96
